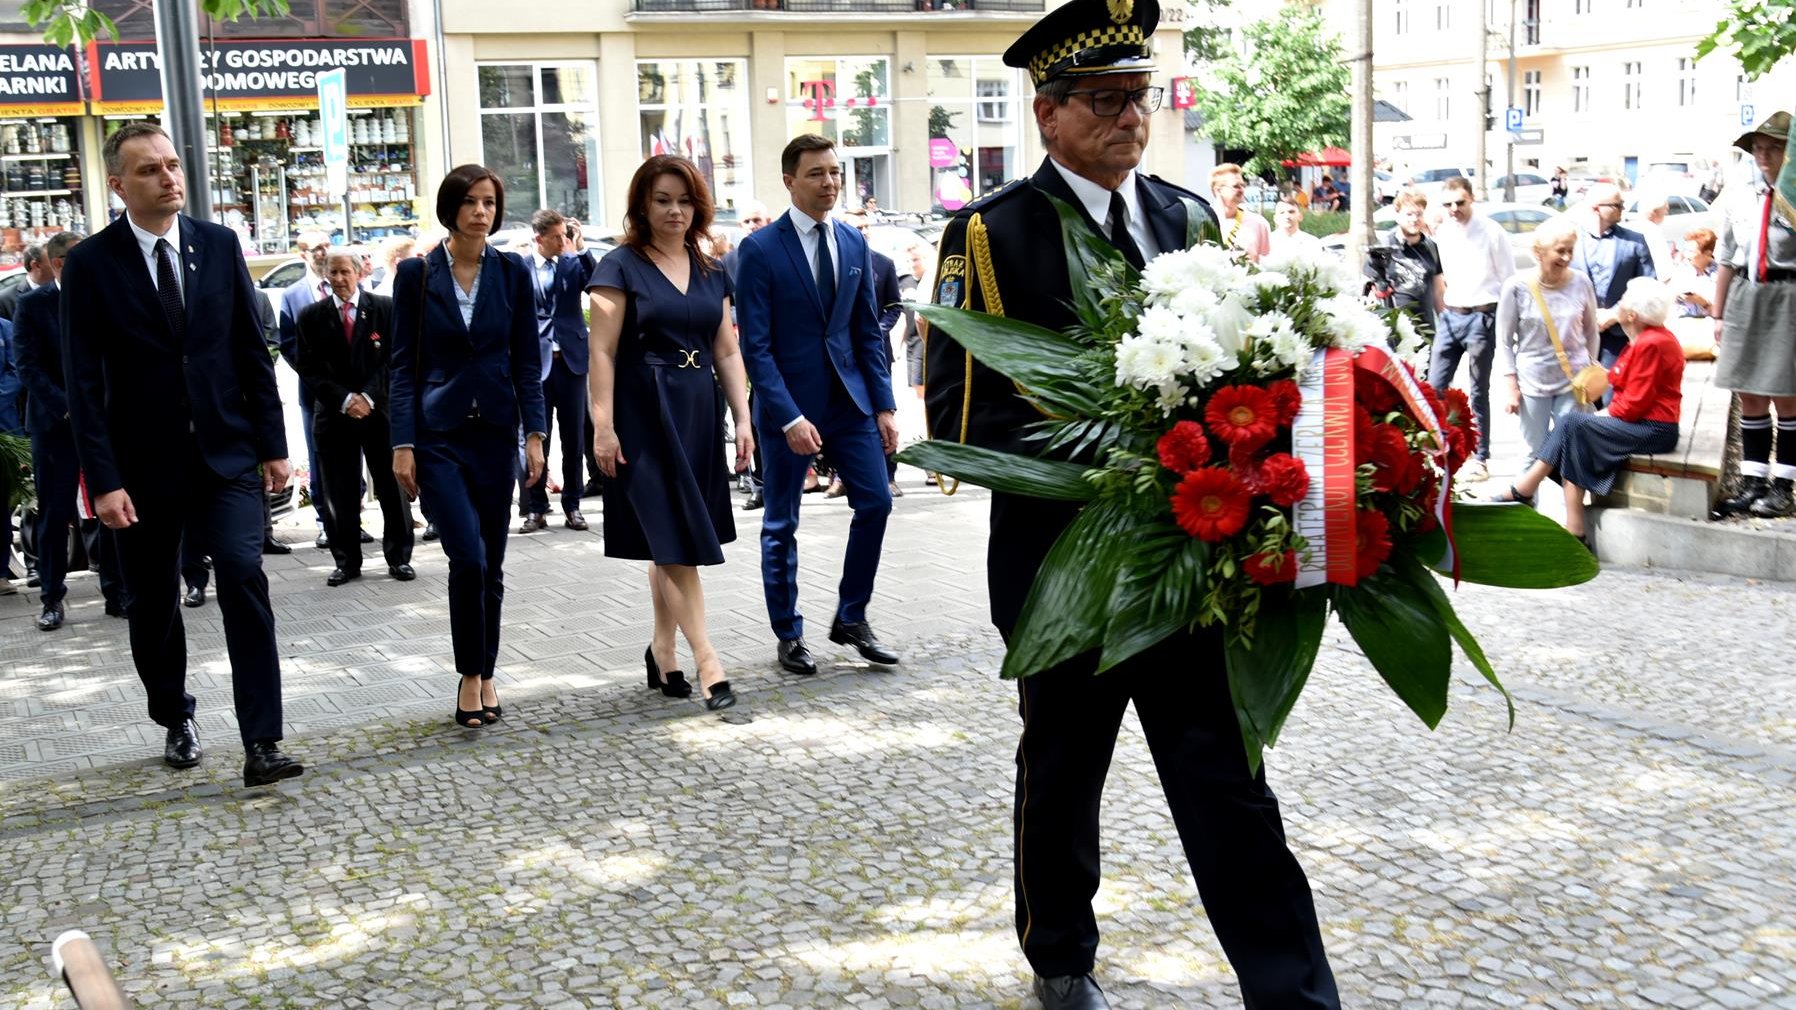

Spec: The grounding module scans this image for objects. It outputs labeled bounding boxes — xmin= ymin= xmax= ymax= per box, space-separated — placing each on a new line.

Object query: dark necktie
xmin=815 ymin=223 xmax=837 ymax=308
xmin=1107 ymin=189 xmax=1146 ymax=269
xmin=154 ymin=238 xmax=185 ymax=339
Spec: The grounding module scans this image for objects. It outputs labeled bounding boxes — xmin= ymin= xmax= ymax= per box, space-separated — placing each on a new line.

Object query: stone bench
xmin=1591 ymin=349 xmax=1729 ymax=520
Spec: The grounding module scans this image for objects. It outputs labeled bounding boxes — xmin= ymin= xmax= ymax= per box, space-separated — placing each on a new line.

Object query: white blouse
xmin=1496 ymin=270 xmax=1600 ymax=398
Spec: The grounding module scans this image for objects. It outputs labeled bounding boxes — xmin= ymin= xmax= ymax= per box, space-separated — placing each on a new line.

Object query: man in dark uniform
xmin=924 ymin=2 xmax=1339 ymax=1007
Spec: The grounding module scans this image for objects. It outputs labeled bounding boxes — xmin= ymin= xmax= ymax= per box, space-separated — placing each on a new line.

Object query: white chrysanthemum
xmin=1168 ymin=285 xmax=1221 ymax=319
xmin=1154 ymin=379 xmax=1189 ymax=415
xmin=1391 ymin=312 xmax=1424 ymax=358
xmin=1135 ymin=303 xmax=1186 ymax=345
xmin=1112 ymin=333 xmax=1154 ymax=387
xmin=1245 ymin=270 xmax=1291 ymax=294
xmin=1185 ymin=336 xmax=1236 ymax=387
xmin=1267 ymin=325 xmax=1313 ymax=372
xmin=1203 ymin=293 xmax=1254 ymax=356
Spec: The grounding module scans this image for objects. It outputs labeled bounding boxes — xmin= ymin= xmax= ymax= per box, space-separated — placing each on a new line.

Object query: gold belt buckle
xmin=678 ymin=350 xmax=700 ymax=369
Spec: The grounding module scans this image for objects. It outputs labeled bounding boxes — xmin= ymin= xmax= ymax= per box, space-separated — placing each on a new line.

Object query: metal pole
xmin=1350 ymin=0 xmax=1374 ymax=261
xmin=1504 ymin=0 xmax=1518 ymax=203
xmin=1475 ymin=0 xmax=1488 ymax=202
xmin=153 ymin=0 xmax=213 ymax=221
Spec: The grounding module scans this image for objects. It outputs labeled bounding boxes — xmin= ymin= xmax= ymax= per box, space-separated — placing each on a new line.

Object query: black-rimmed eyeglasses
xmin=1066 ymin=86 xmax=1165 ymax=117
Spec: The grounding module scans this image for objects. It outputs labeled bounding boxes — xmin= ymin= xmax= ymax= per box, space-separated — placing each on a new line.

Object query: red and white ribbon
xmin=1292 ymin=348 xmax=1359 ymax=588
xmin=1353 ymin=345 xmax=1458 ymax=579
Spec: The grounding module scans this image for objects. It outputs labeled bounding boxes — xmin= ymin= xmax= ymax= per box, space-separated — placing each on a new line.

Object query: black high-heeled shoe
xmin=703 ymin=680 xmax=736 ymax=711
xmin=644 ymin=645 xmax=692 ymax=698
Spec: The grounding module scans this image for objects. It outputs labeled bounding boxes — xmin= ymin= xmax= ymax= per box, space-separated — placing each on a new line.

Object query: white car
xmin=1490 ymin=173 xmax=1556 ymax=206
xmin=1624 ymin=193 xmax=1719 ymax=246
xmin=1321 ymin=202 xmax=1560 ymax=270
xmin=1407 ymin=166 xmax=1480 ymax=200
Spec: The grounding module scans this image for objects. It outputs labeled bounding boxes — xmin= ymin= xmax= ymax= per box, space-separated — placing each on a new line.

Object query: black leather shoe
xmin=564 ymin=510 xmax=589 ymax=531
xmin=164 ymin=719 xmax=202 ymax=769
xmin=37 ymin=602 xmax=65 ymax=631
xmin=829 ymin=618 xmax=900 ymax=666
xmin=183 ymin=584 xmax=206 ymax=608
xmin=261 ymin=537 xmax=292 ymax=555
xmin=422 ymin=523 xmax=439 ymax=542
xmin=388 ymin=563 xmax=416 ymax=581
xmin=243 ymin=741 xmax=304 ymax=787
xmin=1717 ymin=475 xmax=1769 ymax=517
xmin=104 ymin=600 xmax=127 ymax=618
xmin=358 ymin=529 xmax=374 ymax=543
xmin=314 ymin=531 xmax=330 ymax=549
xmin=1033 ymin=974 xmax=1110 ymax=1010
xmin=1750 ymin=478 xmax=1796 ymax=518
xmin=25 ymin=572 xmax=40 ymax=588
xmin=743 ymin=491 xmax=764 ymax=511
xmin=777 ymin=638 xmax=817 ymax=676
xmin=326 ymin=568 xmax=360 ymax=587
xmin=518 ymin=513 xmax=548 ymax=534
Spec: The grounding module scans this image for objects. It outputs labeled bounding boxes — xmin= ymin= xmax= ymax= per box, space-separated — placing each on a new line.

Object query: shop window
xmin=478 ymin=63 xmax=600 ymax=225
xmin=785 ymin=57 xmax=891 ymax=209
xmin=636 ymin=59 xmax=752 ymax=216
xmin=926 ymin=56 xmax=1023 ymax=214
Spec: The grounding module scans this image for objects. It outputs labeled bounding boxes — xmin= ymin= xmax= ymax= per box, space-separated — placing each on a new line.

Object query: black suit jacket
xmin=60 ymin=213 xmax=287 ymax=497
xmin=0 ymin=279 xmax=31 ymax=322
xmin=12 ymin=280 xmax=66 ymax=436
xmin=294 ymin=291 xmax=395 ymax=429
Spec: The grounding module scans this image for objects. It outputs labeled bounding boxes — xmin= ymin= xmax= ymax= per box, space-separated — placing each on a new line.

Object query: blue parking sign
xmin=1741 ymin=103 xmax=1756 ymax=127
xmin=1504 ymin=107 xmax=1523 ymax=133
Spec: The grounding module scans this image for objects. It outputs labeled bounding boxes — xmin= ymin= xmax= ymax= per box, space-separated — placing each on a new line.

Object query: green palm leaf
xmin=1437 ymin=503 xmax=1599 ymax=588
xmin=1003 ymin=497 xmax=1141 ymax=680
xmin=1334 ymin=573 xmax=1453 ymax=729
xmin=1224 ymin=588 xmax=1330 ymax=774
xmin=896 ymin=440 xmax=1096 ymax=501
xmin=912 ymin=304 xmax=1106 ymax=417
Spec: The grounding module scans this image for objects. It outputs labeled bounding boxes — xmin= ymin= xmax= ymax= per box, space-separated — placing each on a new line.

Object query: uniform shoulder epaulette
xmin=1142 ymin=173 xmax=1205 ymax=204
xmin=957 ymin=178 xmax=1031 ymax=218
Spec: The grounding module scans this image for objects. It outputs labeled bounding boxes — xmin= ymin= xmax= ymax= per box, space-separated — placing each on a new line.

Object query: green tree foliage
xmin=1695 ymin=0 xmax=1796 ymax=81
xmin=24 ymin=0 xmax=291 ymax=46
xmin=1181 ymin=0 xmax=1234 ymax=63
xmin=1190 ymin=4 xmax=1349 ymax=176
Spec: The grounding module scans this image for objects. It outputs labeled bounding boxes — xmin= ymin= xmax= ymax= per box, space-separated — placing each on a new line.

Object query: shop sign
xmin=86 ymin=38 xmax=431 ymax=114
xmin=0 ymin=44 xmax=85 ymax=117
xmin=928 ymin=138 xmax=959 ymax=168
xmin=1170 ymin=77 xmax=1197 ymax=111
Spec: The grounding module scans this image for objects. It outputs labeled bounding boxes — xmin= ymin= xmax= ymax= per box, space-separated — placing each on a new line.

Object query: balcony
xmin=632 ymin=0 xmax=1045 ymax=13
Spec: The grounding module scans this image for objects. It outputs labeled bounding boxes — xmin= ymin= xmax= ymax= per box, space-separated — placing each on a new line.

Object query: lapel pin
xmin=187 ymin=245 xmax=194 ymax=253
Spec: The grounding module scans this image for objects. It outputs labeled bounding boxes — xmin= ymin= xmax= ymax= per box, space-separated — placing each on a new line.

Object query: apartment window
xmin=478 ymin=63 xmax=600 ymax=222
xmin=1523 ymin=70 xmax=1542 ymax=117
xmin=1572 ymin=65 xmax=1590 ymax=112
xmin=1435 ymin=1 xmax=1450 ymax=30
xmin=636 ymin=60 xmax=752 ymax=215
xmin=1523 ymin=0 xmax=1540 ymax=44
xmin=1575 ymin=0 xmax=1593 ymax=12
xmin=1392 ymin=80 xmax=1409 ymax=115
xmin=1623 ymin=61 xmax=1642 ymax=110
xmin=1434 ymin=76 xmax=1451 ymax=121
xmin=1677 ymin=57 xmax=1696 ymax=107
xmin=927 ymin=57 xmax=1025 ymax=212
xmin=1394 ymin=0 xmax=1409 ymax=34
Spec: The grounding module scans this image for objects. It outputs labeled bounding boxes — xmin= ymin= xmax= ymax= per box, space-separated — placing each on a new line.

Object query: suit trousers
xmin=315 ymin=411 xmax=413 ymax=572
xmin=522 ymin=355 xmax=588 ymax=515
xmin=296 ymin=381 xmax=323 ymax=526
xmin=82 ymin=519 xmax=126 ymax=607
xmin=414 ymin=421 xmax=514 ymax=679
xmin=1013 ymin=631 xmax=1339 ymax=1007
xmin=756 ymin=378 xmax=891 ymax=641
xmin=117 ymin=440 xmax=283 ymax=745
xmin=29 ymin=423 xmax=81 ymax=607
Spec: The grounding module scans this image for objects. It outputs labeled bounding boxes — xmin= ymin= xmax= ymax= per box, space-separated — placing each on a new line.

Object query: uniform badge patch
xmin=936 ymin=276 xmax=963 ymax=306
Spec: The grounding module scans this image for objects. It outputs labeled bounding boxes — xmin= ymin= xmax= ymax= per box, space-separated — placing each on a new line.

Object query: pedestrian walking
xmin=1431 ymin=175 xmax=1516 ymax=481
xmin=517 ymin=209 xmax=599 ymax=534
xmin=1497 ymin=216 xmax=1601 ymax=472
xmin=389 ymin=164 xmax=547 ymax=729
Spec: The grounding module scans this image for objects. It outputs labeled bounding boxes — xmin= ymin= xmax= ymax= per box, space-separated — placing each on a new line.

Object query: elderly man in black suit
xmin=0 ymin=243 xmax=52 ymax=321
xmin=61 ymin=122 xmax=302 ymax=787
xmin=295 ymin=248 xmax=412 ymax=587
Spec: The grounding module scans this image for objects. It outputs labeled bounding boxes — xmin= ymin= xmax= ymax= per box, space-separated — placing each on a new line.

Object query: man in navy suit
xmin=0 ymin=311 xmax=19 ymax=592
xmin=517 ymin=209 xmax=597 ymax=533
xmin=14 ymin=231 xmax=127 ymax=630
xmin=735 ymin=134 xmax=903 ymax=675
xmin=1574 ymin=182 xmax=1657 ymax=378
xmin=279 ymin=230 xmax=332 ymax=547
xmin=61 ymin=122 xmax=302 ymax=787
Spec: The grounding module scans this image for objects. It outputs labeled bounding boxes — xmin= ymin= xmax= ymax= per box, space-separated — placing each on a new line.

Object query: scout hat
xmin=1734 ymin=109 xmax=1790 ymax=152
xmin=1003 ymin=0 xmax=1160 ymax=89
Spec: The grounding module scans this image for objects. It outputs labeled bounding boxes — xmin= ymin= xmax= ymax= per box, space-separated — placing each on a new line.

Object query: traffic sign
xmin=1504 ymin=106 xmax=1523 ymax=133
xmin=1512 ymin=128 xmax=1545 ymax=146
xmin=1740 ymin=103 xmax=1756 ymax=127
xmin=317 ymin=67 xmax=348 ymax=200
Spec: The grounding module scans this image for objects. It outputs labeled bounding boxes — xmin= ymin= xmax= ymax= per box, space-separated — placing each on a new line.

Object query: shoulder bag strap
xmin=1526 ymin=278 xmax=1576 ymax=382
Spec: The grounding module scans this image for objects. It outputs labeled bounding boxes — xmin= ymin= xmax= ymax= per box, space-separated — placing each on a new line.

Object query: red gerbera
xmin=1245 ymin=550 xmax=1298 ymax=585
xmin=1354 ymin=368 xmax=1401 ymax=414
xmin=1266 ymin=379 xmax=1302 ymax=427
xmin=1353 ymin=405 xmax=1378 ymax=464
xmin=1354 ymin=509 xmax=1393 ymax=580
xmin=1203 ymin=385 xmax=1279 ymax=449
xmin=1155 ymin=420 xmax=1212 ymax=474
xmin=1256 ymin=452 xmax=1311 ymax=507
xmin=1171 ymin=468 xmax=1252 ymax=542
xmin=1367 ymin=423 xmax=1420 ymax=494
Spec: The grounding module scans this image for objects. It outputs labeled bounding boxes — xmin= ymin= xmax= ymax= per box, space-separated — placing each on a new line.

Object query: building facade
xmin=1316 ymin=0 xmax=1796 ymax=189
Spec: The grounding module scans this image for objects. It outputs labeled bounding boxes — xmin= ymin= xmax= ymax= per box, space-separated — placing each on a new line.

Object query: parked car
xmin=1320 ymin=201 xmax=1557 ymax=270
xmin=256 ymin=256 xmax=308 ymax=291
xmin=1624 ymin=192 xmax=1718 ymax=245
xmin=1407 ymin=166 xmax=1480 ymax=200
xmin=1490 ymin=173 xmax=1556 ymax=206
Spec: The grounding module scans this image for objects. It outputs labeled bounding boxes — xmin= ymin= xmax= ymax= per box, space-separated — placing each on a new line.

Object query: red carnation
xmin=1354 ymin=368 xmax=1401 ymax=414
xmin=1204 ymin=385 xmax=1279 ymax=449
xmin=1171 ymin=468 xmax=1252 ymax=542
xmin=1266 ymin=379 xmax=1302 ymax=427
xmin=1354 ymin=405 xmax=1378 ymax=464
xmin=1156 ymin=420 xmax=1212 ymax=474
xmin=1256 ymin=452 xmax=1310 ymax=507
xmin=1245 ymin=550 xmax=1298 ymax=585
xmin=1354 ymin=509 xmax=1393 ymax=580
xmin=1367 ymin=424 xmax=1420 ymax=494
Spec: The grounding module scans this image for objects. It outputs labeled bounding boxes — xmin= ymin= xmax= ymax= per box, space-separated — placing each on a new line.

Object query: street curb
xmin=1591 ymin=507 xmax=1796 ymax=582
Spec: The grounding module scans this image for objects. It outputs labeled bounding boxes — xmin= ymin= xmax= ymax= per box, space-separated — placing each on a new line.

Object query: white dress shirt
xmin=125 ymin=213 xmax=184 ymax=303
xmin=1435 ymin=212 xmax=1515 ymax=309
xmin=1047 ymin=158 xmax=1161 ymax=262
xmin=780 ymin=205 xmax=844 ymax=432
xmin=333 ymin=290 xmax=373 ymax=414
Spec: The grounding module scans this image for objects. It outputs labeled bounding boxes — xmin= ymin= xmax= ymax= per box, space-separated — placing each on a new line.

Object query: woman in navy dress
xmin=588 ymin=155 xmax=753 ymax=711
xmin=390 ymin=164 xmax=547 ymax=728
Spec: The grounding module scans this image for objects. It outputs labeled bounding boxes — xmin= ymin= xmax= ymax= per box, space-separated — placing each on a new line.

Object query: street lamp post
xmin=152 ymin=0 xmax=213 ymax=221
xmin=1504 ymin=0 xmax=1518 ymax=204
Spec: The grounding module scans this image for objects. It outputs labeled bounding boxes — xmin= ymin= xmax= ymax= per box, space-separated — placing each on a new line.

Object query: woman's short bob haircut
xmin=1618 ymin=276 xmax=1673 ymax=327
xmin=1529 ymin=213 xmax=1581 ymax=253
xmin=436 ymin=164 xmax=506 ymax=235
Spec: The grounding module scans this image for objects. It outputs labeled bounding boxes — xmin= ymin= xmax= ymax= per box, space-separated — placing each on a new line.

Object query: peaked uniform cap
xmin=1003 ymin=0 xmax=1160 ymax=89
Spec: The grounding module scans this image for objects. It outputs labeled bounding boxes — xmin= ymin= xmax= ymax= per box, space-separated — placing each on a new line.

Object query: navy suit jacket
xmin=1573 ymin=223 xmax=1656 ymax=310
xmin=60 ymin=213 xmax=287 ymax=497
xmin=0 ymin=316 xmax=18 ymax=434
xmin=278 ymin=273 xmax=328 ymax=367
xmin=529 ymin=249 xmax=596 ymax=380
xmin=13 ymin=281 xmax=67 ymax=436
xmin=735 ymin=212 xmax=896 ymax=430
xmin=387 ymin=243 xmax=547 ymax=448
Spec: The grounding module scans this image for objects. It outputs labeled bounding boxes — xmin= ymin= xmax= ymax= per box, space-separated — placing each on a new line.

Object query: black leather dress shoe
xmin=314 ymin=531 xmax=330 ymax=549
xmin=243 ymin=741 xmax=304 ymax=787
xmin=518 ymin=513 xmax=548 ymax=534
xmin=358 ymin=529 xmax=374 ymax=543
xmin=829 ymin=618 xmax=900 ymax=666
xmin=183 ymin=585 xmax=206 ymax=608
xmin=422 ymin=522 xmax=439 ymax=542
xmin=104 ymin=600 xmax=127 ymax=618
xmin=37 ymin=602 xmax=65 ymax=631
xmin=778 ymin=638 xmax=817 ymax=676
xmin=164 ymin=719 xmax=202 ymax=769
xmin=326 ymin=568 xmax=360 ymax=587
xmin=261 ymin=538 xmax=292 ymax=555
xmin=564 ymin=510 xmax=589 ymax=531
xmin=743 ymin=491 xmax=764 ymax=511
xmin=388 ymin=563 xmax=416 ymax=581
xmin=1034 ymin=974 xmax=1110 ymax=1010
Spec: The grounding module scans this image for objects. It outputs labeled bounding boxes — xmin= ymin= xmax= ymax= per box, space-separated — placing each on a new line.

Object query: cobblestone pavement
xmin=3 ymin=481 xmax=1795 ymax=1010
